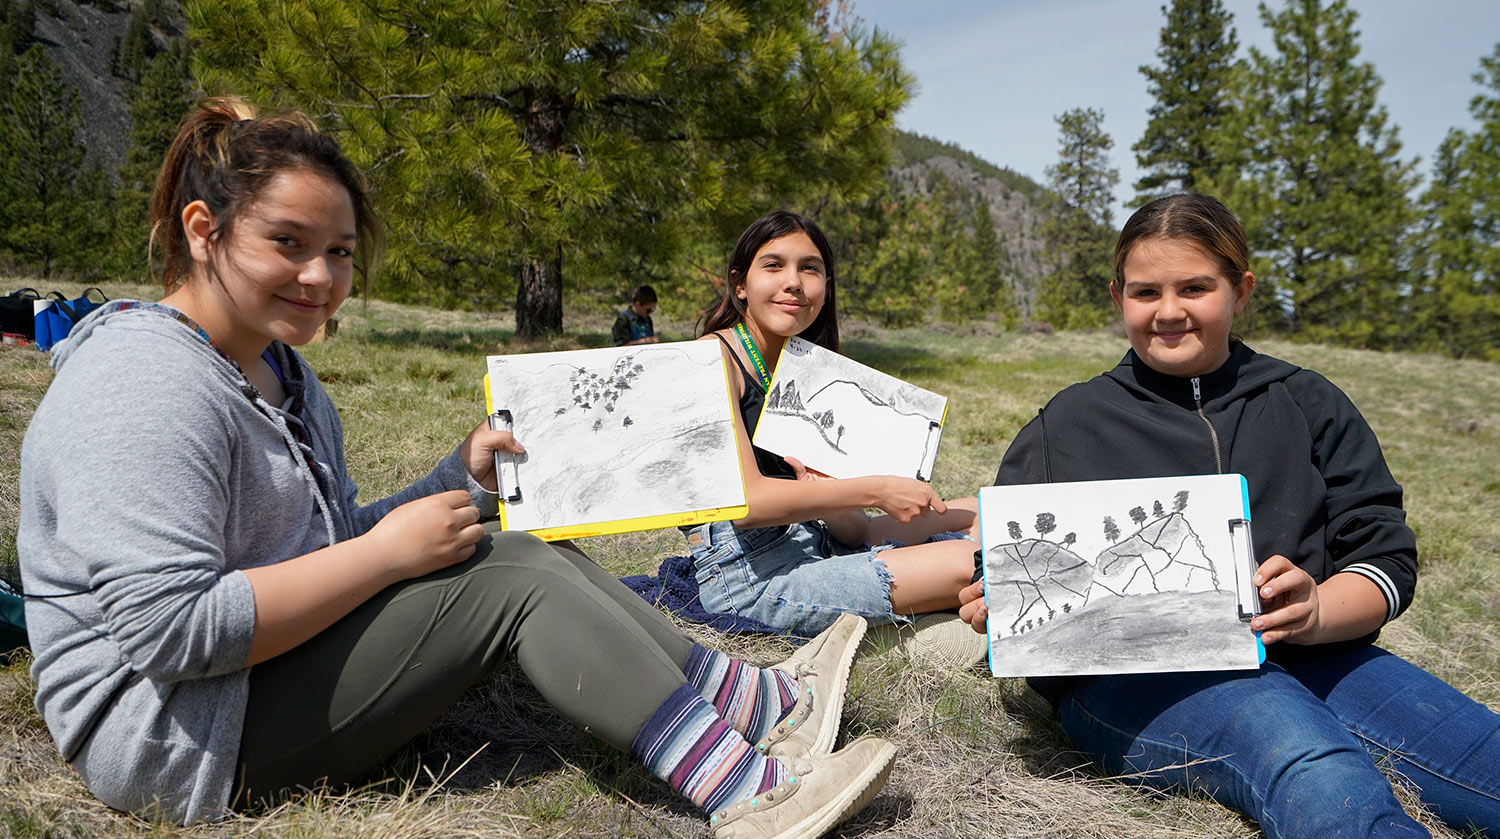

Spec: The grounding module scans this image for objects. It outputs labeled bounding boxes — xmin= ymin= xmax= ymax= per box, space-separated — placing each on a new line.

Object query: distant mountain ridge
xmin=889 ymin=130 xmax=1049 ymax=309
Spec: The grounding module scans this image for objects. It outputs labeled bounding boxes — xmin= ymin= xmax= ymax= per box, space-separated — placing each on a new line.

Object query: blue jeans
xmin=686 ymin=519 xmax=899 ymax=636
xmin=1053 ymin=645 xmax=1500 ymax=838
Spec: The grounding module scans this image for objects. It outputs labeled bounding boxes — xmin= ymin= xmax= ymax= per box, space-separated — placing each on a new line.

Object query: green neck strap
xmin=733 ymin=322 xmax=772 ymax=391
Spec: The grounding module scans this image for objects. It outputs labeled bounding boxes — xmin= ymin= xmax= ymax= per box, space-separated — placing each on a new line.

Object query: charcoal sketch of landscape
xmin=485 ymin=341 xmax=744 ymax=534
xmin=753 ymin=337 xmax=947 ymax=480
xmin=980 ymin=475 xmax=1260 ymax=677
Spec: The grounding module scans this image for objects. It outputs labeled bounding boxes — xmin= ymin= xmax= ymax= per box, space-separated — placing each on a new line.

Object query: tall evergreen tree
xmin=119 ymin=6 xmax=148 ymax=81
xmin=1133 ymin=0 xmax=1242 ymax=202
xmin=1036 ymin=107 xmax=1118 ymax=329
xmin=1410 ymin=44 xmax=1500 ymax=360
xmin=1234 ymin=0 xmax=1416 ymax=346
xmin=0 ymin=45 xmax=88 ymax=277
xmin=191 ymin=0 xmax=912 ymax=338
xmin=107 ymin=44 xmax=196 ymax=278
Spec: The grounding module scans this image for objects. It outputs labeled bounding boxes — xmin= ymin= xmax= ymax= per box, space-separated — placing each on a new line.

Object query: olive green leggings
xmin=234 ymin=528 xmax=695 ymax=804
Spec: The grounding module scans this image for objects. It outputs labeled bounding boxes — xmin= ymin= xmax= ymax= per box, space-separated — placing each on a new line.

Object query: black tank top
xmin=714 ymin=332 xmax=796 ymax=481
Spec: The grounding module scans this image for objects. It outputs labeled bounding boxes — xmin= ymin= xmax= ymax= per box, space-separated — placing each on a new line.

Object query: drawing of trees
xmin=1153 ymin=499 xmax=1165 ymax=518
xmin=1061 ymin=532 xmax=1077 ymax=549
xmin=1130 ymin=506 xmax=1147 ymax=528
xmin=1008 ymin=520 xmax=1023 ymax=540
xmin=1103 ymin=515 xmax=1121 ymax=543
xmin=1036 ymin=512 xmax=1057 ymax=538
xmin=1173 ymin=490 xmax=1190 ymax=512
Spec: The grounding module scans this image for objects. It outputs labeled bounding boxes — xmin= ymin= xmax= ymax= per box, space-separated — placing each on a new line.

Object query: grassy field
xmin=2 ymin=281 xmax=1497 ymax=838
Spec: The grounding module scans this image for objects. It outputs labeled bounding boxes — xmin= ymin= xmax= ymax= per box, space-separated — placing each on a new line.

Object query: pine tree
xmin=0 ymin=45 xmax=87 ymax=277
xmin=1133 ymin=0 xmax=1242 ymax=202
xmin=1233 ymin=0 xmax=1416 ymax=346
xmin=1036 ymin=107 xmax=1118 ymax=329
xmin=968 ymin=194 xmax=1016 ymax=324
xmin=120 ymin=6 xmax=148 ymax=82
xmin=107 ymin=45 xmax=195 ymax=279
xmin=1409 ymin=44 xmax=1500 ymax=359
xmin=851 ymin=194 xmax=929 ymax=327
xmin=190 ymin=0 xmax=912 ymax=338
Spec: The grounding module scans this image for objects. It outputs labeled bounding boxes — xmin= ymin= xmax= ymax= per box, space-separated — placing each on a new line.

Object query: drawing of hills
xmin=988 ymin=589 xmax=1259 ymax=676
xmin=985 ymin=539 xmax=1092 ymax=634
xmin=1087 ymin=512 xmax=1221 ymax=602
xmin=766 ymin=378 xmax=846 ymax=453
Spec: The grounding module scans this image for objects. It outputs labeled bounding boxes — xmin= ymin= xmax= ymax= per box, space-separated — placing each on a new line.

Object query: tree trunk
xmin=515 ymin=243 xmax=563 ymax=339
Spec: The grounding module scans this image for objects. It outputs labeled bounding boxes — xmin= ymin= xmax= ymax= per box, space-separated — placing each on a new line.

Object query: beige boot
xmin=710 ymin=735 xmax=896 ymax=839
xmin=755 ymin=613 xmax=868 ymax=760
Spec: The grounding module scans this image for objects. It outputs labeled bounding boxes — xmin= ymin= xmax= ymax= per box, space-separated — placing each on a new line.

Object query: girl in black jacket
xmin=959 ymin=194 xmax=1498 ymax=838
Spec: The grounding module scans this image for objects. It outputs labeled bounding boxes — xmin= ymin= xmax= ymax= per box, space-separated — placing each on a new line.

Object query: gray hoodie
xmin=18 ymin=301 xmax=494 ymax=823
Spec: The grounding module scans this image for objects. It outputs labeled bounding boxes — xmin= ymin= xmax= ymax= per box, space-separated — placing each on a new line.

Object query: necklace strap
xmin=732 ymin=322 xmax=771 ymax=391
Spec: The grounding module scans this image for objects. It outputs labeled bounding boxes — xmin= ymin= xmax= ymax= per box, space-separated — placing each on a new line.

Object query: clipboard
xmin=751 ymin=336 xmax=949 ymax=481
xmin=978 ymin=474 xmax=1264 ymax=677
xmin=483 ymin=341 xmax=749 ymax=541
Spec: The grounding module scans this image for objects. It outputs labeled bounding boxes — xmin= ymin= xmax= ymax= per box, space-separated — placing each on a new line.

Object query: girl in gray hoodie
xmin=18 ymin=96 xmax=896 ymax=835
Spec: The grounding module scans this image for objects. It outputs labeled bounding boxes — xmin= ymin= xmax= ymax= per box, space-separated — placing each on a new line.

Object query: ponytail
xmin=149 ymin=96 xmax=380 ymax=292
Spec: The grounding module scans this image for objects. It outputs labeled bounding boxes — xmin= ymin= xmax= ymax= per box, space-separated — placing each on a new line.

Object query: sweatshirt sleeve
xmin=30 ymin=336 xmax=256 ymax=683
xmin=1290 ymin=371 xmax=1417 ymax=623
xmin=300 ymin=373 xmax=498 ymax=538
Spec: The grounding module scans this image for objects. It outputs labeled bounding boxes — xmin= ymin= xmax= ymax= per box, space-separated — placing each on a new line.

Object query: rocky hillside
xmin=32 ymin=0 xmax=183 ymax=167
xmin=890 ymin=130 xmax=1050 ymax=305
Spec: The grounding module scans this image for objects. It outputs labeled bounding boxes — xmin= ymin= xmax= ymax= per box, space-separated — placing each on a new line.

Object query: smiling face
xmin=734 ymin=230 xmax=827 ymax=345
xmin=1112 ymin=237 xmax=1254 ymax=378
xmin=171 ymin=168 xmax=357 ymax=367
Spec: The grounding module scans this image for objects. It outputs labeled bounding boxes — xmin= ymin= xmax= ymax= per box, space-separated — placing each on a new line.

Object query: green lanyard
xmin=733 ymin=322 xmax=772 ymax=391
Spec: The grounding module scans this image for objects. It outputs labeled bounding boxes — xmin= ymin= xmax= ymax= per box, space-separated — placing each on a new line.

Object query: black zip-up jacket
xmin=994 ymin=342 xmax=1417 ymax=671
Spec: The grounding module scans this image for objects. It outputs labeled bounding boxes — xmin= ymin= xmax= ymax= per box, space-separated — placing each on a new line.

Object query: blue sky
xmin=852 ymin=0 xmax=1500 ymax=219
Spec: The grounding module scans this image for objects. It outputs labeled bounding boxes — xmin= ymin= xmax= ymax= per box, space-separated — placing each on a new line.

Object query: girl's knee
xmin=477 ymin=531 xmax=577 ymax=572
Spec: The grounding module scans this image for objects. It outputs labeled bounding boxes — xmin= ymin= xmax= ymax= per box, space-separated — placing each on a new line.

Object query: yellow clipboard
xmin=482 ymin=343 xmax=749 ymax=541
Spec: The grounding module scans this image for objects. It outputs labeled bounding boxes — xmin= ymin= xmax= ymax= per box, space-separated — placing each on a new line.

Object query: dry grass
xmin=1 ymin=281 xmax=1496 ymax=838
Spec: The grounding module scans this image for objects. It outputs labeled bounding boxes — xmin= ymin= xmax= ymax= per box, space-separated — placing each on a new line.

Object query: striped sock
xmin=631 ymin=683 xmax=791 ymax=814
xmin=684 ymin=644 xmax=800 ymax=744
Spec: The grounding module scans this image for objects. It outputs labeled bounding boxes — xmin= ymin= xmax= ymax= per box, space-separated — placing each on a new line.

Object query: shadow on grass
xmin=365 ymin=327 xmax=616 ymax=354
xmin=842 ymin=339 xmax=963 ymax=381
xmin=1000 ymin=687 xmax=1095 ymax=779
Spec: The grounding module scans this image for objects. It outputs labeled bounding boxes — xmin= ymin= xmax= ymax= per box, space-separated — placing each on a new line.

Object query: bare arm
xmin=709 ymin=338 xmax=946 ymax=529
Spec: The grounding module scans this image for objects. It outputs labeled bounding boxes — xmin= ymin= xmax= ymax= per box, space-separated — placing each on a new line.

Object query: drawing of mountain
xmin=1087 ymin=512 xmax=1221 ymax=602
xmin=985 ymin=539 xmax=1093 ymax=635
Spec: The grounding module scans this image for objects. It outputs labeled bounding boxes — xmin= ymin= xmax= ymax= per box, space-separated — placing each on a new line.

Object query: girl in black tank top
xmin=685 ymin=211 xmax=982 ymax=633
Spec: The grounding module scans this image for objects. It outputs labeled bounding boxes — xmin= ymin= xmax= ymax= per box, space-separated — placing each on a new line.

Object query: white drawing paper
xmin=485 ymin=341 xmax=745 ymax=536
xmin=980 ymin=474 xmax=1262 ymax=677
xmin=752 ymin=337 xmax=947 ymax=480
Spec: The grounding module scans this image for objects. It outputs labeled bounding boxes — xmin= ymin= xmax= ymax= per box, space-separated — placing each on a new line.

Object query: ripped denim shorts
xmin=685 ymin=518 xmax=900 ymax=636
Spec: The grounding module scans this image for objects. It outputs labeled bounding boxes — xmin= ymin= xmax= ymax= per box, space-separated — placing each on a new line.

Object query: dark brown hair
xmin=697 ymin=210 xmax=839 ymax=352
xmin=1112 ymin=193 xmax=1249 ymax=294
xmin=149 ymin=96 xmax=380 ymax=292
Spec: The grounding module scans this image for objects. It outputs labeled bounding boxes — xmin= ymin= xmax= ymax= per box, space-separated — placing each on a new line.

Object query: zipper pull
xmin=1191 ymin=377 xmax=1202 ymax=405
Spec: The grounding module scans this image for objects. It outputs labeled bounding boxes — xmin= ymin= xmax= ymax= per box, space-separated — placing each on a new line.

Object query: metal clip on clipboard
xmin=488 ymin=409 xmax=523 ymax=503
xmin=1229 ymin=518 xmax=1259 ymax=622
xmin=915 ymin=419 xmax=943 ymax=482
